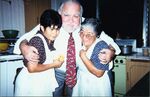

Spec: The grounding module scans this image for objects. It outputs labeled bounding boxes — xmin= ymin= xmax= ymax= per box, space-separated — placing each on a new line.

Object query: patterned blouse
xmin=90 ymin=40 xmax=109 ymax=70
xmin=24 ymin=31 xmax=55 ymax=66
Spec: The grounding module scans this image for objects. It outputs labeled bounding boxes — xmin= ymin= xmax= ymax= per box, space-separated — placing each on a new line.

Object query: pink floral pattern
xmin=65 ymin=33 xmax=77 ymax=88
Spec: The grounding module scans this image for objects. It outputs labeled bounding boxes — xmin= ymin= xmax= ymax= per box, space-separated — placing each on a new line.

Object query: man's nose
xmin=68 ymin=16 xmax=74 ymax=22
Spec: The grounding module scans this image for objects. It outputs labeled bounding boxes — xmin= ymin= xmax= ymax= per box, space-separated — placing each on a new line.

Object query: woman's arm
xmin=25 ymin=36 xmax=64 ymax=73
xmin=80 ymin=49 xmax=105 ymax=77
xmin=27 ymin=59 xmax=63 ymax=73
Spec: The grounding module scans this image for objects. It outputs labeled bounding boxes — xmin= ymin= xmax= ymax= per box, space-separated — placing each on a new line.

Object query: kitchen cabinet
xmin=113 ymin=63 xmax=126 ymax=96
xmin=112 ymin=56 xmax=127 ymax=96
xmin=0 ymin=55 xmax=23 ymax=96
xmin=126 ymin=59 xmax=150 ymax=92
xmin=24 ymin=0 xmax=51 ymax=32
xmin=113 ymin=55 xmax=150 ymax=97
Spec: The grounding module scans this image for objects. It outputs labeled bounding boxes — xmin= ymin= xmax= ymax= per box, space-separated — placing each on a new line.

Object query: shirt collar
xmin=37 ymin=31 xmax=55 ymax=51
xmin=60 ymin=26 xmax=81 ymax=36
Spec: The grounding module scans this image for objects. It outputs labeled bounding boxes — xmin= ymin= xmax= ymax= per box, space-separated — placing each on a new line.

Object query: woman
xmin=14 ymin=9 xmax=64 ymax=96
xmin=72 ymin=18 xmax=120 ymax=96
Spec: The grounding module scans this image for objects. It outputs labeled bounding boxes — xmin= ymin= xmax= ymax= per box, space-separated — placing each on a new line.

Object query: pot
xmin=120 ymin=45 xmax=132 ymax=55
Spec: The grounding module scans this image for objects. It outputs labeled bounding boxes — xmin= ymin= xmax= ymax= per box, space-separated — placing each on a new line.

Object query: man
xmin=14 ymin=0 xmax=120 ymax=96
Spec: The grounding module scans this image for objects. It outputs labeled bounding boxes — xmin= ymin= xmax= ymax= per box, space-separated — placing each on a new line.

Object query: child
xmin=14 ymin=9 xmax=64 ymax=96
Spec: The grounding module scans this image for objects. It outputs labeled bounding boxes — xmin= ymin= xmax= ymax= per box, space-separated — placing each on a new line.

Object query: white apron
xmin=72 ymin=39 xmax=112 ymax=96
xmin=15 ymin=34 xmax=58 ymax=96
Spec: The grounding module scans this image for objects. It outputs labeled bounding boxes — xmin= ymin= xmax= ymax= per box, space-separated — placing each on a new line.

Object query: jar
xmin=142 ymin=47 xmax=149 ymax=56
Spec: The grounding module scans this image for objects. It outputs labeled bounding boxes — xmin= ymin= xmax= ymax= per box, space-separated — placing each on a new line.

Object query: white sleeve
xmin=99 ymin=31 xmax=121 ymax=55
xmin=109 ymin=61 xmax=113 ymax=70
xmin=13 ymin=24 xmax=40 ymax=54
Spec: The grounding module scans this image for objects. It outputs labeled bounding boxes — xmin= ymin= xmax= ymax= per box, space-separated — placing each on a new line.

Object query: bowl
xmin=2 ymin=29 xmax=19 ymax=39
xmin=0 ymin=42 xmax=9 ymax=51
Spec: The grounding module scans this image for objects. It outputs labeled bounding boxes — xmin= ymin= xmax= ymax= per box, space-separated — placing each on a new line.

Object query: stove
xmin=112 ymin=55 xmax=127 ymax=96
xmin=114 ymin=55 xmax=127 ymax=65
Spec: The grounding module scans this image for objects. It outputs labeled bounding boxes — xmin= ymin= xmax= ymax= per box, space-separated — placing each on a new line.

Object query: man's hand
xmin=20 ymin=40 xmax=39 ymax=62
xmin=98 ymin=49 xmax=114 ymax=64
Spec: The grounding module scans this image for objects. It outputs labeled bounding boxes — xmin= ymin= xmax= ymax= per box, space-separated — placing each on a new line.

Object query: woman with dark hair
xmin=14 ymin=9 xmax=64 ymax=96
xmin=72 ymin=18 xmax=120 ymax=96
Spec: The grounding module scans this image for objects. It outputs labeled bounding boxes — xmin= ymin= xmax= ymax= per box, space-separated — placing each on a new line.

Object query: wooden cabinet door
xmin=24 ymin=0 xmax=51 ymax=32
xmin=126 ymin=59 xmax=150 ymax=91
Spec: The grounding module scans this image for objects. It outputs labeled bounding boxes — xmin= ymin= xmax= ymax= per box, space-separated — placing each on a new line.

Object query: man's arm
xmin=13 ymin=24 xmax=40 ymax=62
xmin=20 ymin=39 xmax=39 ymax=62
xmin=13 ymin=24 xmax=40 ymax=54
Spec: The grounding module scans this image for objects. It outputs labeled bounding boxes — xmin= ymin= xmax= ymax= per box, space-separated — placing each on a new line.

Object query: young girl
xmin=14 ymin=9 xmax=64 ymax=96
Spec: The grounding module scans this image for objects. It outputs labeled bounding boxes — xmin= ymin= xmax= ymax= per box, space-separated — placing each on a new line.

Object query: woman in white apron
xmin=73 ymin=18 xmax=121 ymax=96
xmin=14 ymin=9 xmax=64 ymax=96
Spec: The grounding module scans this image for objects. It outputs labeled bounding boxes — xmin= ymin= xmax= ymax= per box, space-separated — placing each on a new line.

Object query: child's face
xmin=43 ymin=25 xmax=60 ymax=42
xmin=98 ymin=48 xmax=115 ymax=64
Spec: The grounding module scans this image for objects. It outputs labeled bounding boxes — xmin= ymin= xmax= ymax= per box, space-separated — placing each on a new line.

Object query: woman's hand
xmin=79 ymin=49 xmax=87 ymax=58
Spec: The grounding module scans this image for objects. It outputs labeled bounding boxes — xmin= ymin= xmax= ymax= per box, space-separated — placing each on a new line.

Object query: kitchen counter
xmin=0 ymin=54 xmax=24 ymax=96
xmin=0 ymin=54 xmax=23 ymax=62
xmin=126 ymin=52 xmax=150 ymax=61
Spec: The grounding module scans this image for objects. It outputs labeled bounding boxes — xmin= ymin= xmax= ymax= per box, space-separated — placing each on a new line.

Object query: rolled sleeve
xmin=13 ymin=24 xmax=40 ymax=54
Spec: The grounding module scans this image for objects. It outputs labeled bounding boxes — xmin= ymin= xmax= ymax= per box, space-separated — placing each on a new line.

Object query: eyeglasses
xmin=79 ymin=31 xmax=96 ymax=39
xmin=50 ymin=25 xmax=60 ymax=30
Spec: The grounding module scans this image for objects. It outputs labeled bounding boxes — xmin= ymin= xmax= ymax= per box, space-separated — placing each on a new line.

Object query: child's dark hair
xmin=40 ymin=9 xmax=62 ymax=29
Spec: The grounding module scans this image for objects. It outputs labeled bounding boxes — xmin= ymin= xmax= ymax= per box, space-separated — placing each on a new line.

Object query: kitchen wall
xmin=0 ymin=0 xmax=25 ymax=38
xmin=0 ymin=0 xmax=66 ymax=38
xmin=51 ymin=0 xmax=67 ymax=11
xmin=100 ymin=0 xmax=149 ymax=48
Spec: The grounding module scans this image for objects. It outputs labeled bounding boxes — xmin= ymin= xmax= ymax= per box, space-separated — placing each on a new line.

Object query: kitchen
xmin=0 ymin=0 xmax=150 ymax=96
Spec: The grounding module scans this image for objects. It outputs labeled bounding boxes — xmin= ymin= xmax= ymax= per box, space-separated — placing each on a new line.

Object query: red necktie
xmin=65 ymin=33 xmax=77 ymax=88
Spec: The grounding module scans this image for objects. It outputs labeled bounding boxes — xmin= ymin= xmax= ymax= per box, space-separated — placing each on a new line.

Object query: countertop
xmin=0 ymin=52 xmax=150 ymax=62
xmin=114 ymin=52 xmax=150 ymax=62
xmin=126 ymin=52 xmax=150 ymax=61
xmin=0 ymin=54 xmax=23 ymax=62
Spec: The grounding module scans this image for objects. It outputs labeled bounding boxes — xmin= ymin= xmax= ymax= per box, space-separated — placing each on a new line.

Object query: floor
xmin=125 ymin=72 xmax=150 ymax=97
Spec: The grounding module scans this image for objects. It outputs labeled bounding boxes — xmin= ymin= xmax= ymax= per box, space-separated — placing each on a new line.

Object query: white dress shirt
xmin=54 ymin=27 xmax=82 ymax=72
